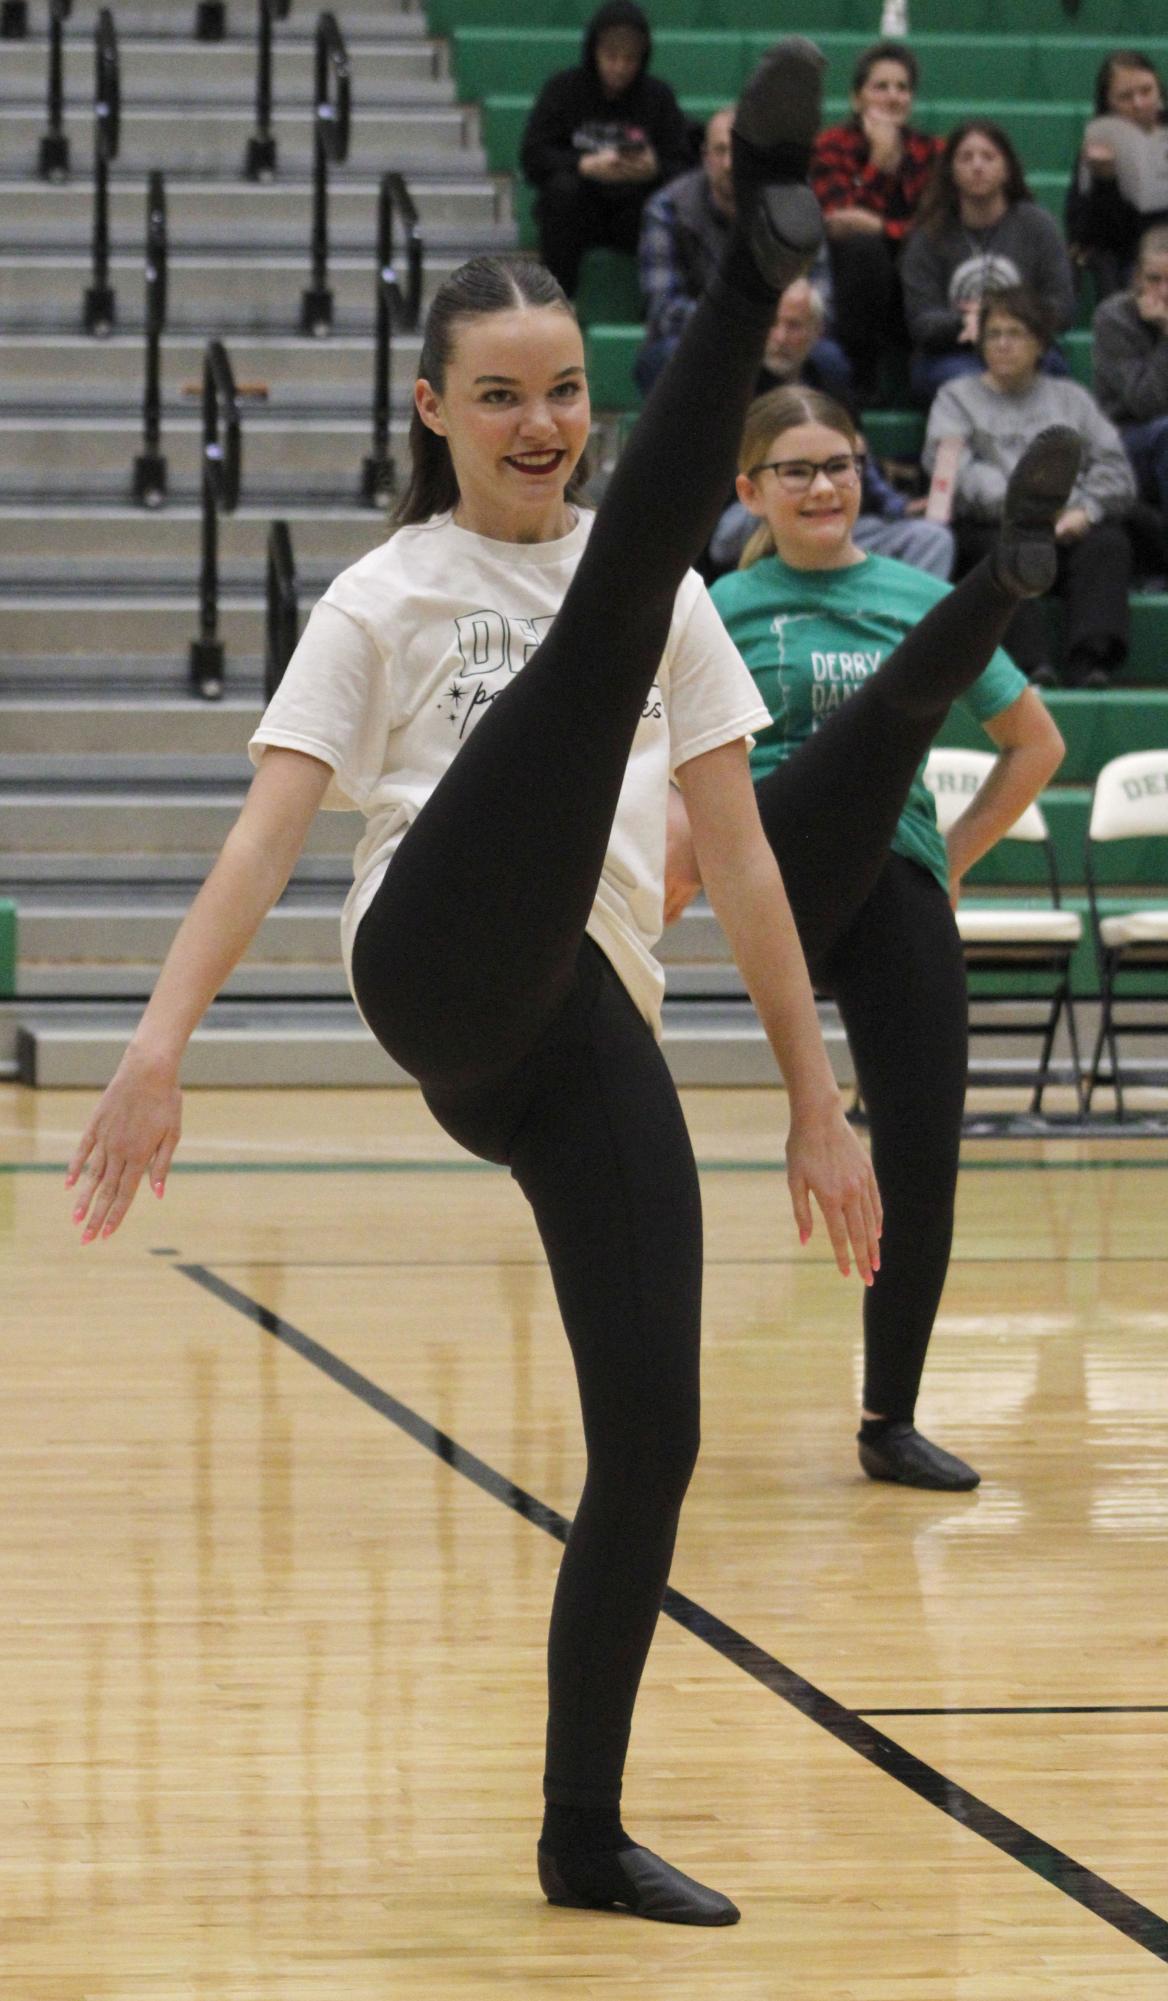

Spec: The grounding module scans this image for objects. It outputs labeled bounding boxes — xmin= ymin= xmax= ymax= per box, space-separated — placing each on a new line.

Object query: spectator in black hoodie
xmin=520 ymin=1 xmax=692 ymax=297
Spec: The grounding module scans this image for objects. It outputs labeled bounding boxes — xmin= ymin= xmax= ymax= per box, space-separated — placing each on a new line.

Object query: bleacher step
xmin=12 ymin=998 xmax=853 ymax=1089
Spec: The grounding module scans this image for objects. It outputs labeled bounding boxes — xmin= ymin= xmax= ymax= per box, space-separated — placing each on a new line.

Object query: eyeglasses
xmin=748 ymin=453 xmax=864 ymax=493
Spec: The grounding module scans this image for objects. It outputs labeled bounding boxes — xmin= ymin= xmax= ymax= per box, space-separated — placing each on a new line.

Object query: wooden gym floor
xmin=2 ymin=1082 xmax=1167 ymax=1999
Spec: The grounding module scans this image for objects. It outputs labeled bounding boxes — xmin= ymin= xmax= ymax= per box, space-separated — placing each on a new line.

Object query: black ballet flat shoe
xmin=732 ymin=37 xmax=827 ymax=292
xmin=538 ymin=1842 xmax=740 ymax=1926
xmin=993 ymin=426 xmax=1083 ymax=599
xmin=858 ymin=1422 xmax=981 ymax=1492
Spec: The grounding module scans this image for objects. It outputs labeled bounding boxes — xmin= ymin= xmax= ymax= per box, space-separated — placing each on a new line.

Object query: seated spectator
xmin=519 ymin=1 xmax=691 ymax=299
xmin=923 ymin=286 xmax=1136 ymax=688
xmin=1093 ymin=225 xmax=1168 ymax=530
xmin=635 ymin=109 xmax=841 ymax=394
xmin=1067 ymin=50 xmax=1168 ymax=302
xmin=809 ymin=40 xmax=942 ymax=406
xmin=708 ymin=279 xmax=954 ymax=580
xmin=901 ymin=121 xmax=1076 ymax=406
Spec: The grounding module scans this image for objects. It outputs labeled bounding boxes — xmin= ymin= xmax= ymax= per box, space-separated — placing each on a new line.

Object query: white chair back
xmin=1088 ymin=750 xmax=1168 ymax=842
xmin=924 ymin=746 xmax=1048 ymax=842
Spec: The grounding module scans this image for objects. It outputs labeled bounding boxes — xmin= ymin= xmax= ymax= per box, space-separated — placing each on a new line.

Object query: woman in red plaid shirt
xmin=810 ymin=40 xmax=942 ymax=405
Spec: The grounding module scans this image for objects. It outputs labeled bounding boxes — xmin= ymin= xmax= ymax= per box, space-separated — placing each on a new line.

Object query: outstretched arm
xmin=67 ymin=746 xmax=334 ymax=1242
xmin=945 ymin=689 xmax=1064 ymax=905
xmin=675 ymin=739 xmax=882 ymax=1282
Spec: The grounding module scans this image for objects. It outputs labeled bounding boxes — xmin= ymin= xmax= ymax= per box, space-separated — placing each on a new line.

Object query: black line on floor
xmin=177 ymin=1261 xmax=1168 ymax=1965
xmin=858 ymin=1706 xmax=1168 ymax=1718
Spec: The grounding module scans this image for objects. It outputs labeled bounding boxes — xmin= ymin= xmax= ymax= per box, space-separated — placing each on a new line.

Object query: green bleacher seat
xmin=436 ymin=0 xmax=1166 ymax=29
xmin=584 ymin=324 xmax=642 ymax=410
xmin=941 ymin=689 xmax=1168 ymax=785
xmin=0 ymin=901 xmax=15 ymax=999
xmin=457 ymin=29 xmax=1168 ymax=107
xmin=575 ymin=249 xmax=643 ymax=329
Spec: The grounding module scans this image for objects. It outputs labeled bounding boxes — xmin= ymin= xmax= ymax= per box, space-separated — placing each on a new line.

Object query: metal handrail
xmin=83 ymin=7 xmax=121 ymax=334
xmin=300 ymin=11 xmax=351 ymax=337
xmin=265 ymin=520 xmax=299 ymax=700
xmin=361 ymin=171 xmax=423 ymax=507
xmin=244 ymin=0 xmax=292 ymax=180
xmin=37 ymin=0 xmax=73 ymax=180
xmin=133 ymin=172 xmax=169 ymax=506
xmin=190 ymin=340 xmax=243 ymax=700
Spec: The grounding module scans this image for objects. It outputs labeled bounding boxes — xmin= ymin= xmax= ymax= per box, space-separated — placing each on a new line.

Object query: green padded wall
xmin=435 ymin=0 xmax=1164 ymax=30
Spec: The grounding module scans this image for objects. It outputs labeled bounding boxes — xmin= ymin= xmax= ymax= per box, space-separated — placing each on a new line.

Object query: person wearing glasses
xmin=667 ymin=383 xmax=1069 ymax=1491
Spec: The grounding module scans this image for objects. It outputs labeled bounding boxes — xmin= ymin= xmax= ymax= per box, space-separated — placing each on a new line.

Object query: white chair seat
xmin=1099 ymin=909 xmax=1168 ymax=948
xmin=956 ymin=907 xmax=1082 ymax=945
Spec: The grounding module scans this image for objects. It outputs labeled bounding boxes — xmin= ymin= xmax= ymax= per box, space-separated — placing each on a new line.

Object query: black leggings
xmin=351 ymin=271 xmax=1024 ymax=1815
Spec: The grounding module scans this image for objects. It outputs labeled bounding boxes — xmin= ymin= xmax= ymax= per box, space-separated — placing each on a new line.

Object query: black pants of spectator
xmin=826 ymin=228 xmax=907 ymax=404
xmin=350 ymin=259 xmax=1030 ymax=1817
xmin=533 ymin=171 xmax=649 ymax=296
xmin=955 ymin=518 xmax=1131 ymax=684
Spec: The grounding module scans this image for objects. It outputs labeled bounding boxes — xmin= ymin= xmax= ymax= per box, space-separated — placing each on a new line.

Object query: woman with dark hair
xmin=1067 ymin=49 xmax=1168 ymax=300
xmin=901 ymin=119 xmax=1076 ymax=405
xmin=65 ymin=39 xmax=1078 ymax=1928
xmin=925 ymin=285 xmax=1135 ymax=687
xmin=668 ymin=382 xmax=1066 ymax=1491
xmin=809 ymin=38 xmax=942 ymax=404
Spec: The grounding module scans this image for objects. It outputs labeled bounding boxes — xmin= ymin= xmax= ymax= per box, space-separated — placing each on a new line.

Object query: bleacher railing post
xmin=133 ymin=171 xmax=169 ymax=507
xmin=190 ymin=339 xmax=242 ymax=701
xmin=361 ymin=171 xmax=423 ymax=507
xmin=37 ymin=0 xmax=73 ymax=181
xmin=194 ymin=1 xmax=226 ymax=39
xmin=300 ymin=11 xmax=350 ymax=338
xmin=83 ymin=8 xmax=120 ymax=334
xmin=244 ymin=0 xmax=292 ymax=180
xmin=265 ymin=520 xmax=299 ymax=700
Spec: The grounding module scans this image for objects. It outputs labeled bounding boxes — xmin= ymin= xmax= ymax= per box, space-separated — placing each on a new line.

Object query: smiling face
xmin=1106 ymin=62 xmax=1165 ymax=132
xmin=415 ymin=306 xmax=590 ymax=542
xmin=952 ymin=129 xmax=1010 ymax=204
xmin=852 ymin=57 xmax=914 ymax=127
xmin=736 ymin=419 xmax=864 ymax=570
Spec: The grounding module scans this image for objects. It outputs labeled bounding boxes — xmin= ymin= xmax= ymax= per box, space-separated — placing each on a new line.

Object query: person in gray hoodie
xmin=520 ymin=1 xmax=692 ymax=296
xmin=924 ymin=285 xmax=1136 ymax=687
xmin=1093 ymin=223 xmax=1168 ymax=521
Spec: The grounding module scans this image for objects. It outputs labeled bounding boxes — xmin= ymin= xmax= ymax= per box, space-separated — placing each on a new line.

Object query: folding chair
xmin=1084 ymin=749 xmax=1168 ymax=1118
xmin=924 ymin=747 xmax=1084 ymax=1115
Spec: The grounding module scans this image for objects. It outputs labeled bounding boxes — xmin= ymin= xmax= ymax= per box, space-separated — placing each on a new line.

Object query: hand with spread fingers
xmin=785 ymin=1097 xmax=882 ymax=1284
xmin=66 ymin=1049 xmax=182 ymax=1244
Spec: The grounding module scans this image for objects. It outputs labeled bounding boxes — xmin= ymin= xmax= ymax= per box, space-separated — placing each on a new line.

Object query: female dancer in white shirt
xmin=67 ymin=41 xmax=1074 ymax=1926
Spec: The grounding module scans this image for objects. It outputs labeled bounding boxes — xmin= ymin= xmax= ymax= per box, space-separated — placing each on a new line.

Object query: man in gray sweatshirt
xmin=1093 ymin=223 xmax=1168 ymax=518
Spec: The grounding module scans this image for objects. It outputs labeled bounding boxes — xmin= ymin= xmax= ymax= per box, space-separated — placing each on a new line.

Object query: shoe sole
xmin=734 ymin=36 xmax=826 ymax=155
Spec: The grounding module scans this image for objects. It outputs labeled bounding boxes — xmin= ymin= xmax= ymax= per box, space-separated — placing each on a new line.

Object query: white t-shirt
xmin=249 ymin=509 xmax=771 ymax=1035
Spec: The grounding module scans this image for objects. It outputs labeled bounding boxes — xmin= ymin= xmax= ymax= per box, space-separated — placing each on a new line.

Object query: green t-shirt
xmin=709 ymin=549 xmax=1027 ymax=893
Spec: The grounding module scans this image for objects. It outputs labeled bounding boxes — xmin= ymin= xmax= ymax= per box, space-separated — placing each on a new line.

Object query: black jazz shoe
xmin=731 ymin=37 xmax=827 ymax=293
xmin=538 ymin=1842 xmax=740 ymax=1926
xmin=993 ymin=426 xmax=1083 ymax=598
xmin=858 ymin=1422 xmax=981 ymax=1491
